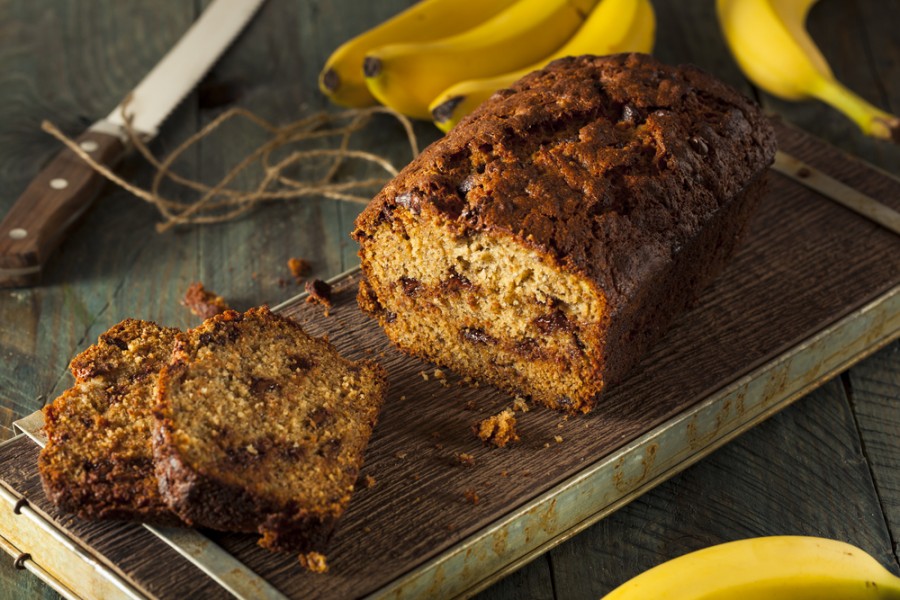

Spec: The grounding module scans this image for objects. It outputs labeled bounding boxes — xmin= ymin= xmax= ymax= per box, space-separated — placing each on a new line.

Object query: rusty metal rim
xmin=371 ymin=284 xmax=900 ymax=600
xmin=0 ymin=527 xmax=80 ymax=600
xmin=0 ymin=476 xmax=145 ymax=599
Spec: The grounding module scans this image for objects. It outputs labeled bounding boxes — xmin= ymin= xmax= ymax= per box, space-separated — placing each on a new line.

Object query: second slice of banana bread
xmin=153 ymin=306 xmax=387 ymax=553
xmin=39 ymin=319 xmax=180 ymax=523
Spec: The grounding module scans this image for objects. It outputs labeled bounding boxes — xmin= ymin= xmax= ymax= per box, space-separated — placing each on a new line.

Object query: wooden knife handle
xmin=0 ymin=130 xmax=126 ymax=287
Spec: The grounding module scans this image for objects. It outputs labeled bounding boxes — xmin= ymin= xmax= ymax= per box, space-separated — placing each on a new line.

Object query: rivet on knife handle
xmin=0 ymin=131 xmax=126 ymax=287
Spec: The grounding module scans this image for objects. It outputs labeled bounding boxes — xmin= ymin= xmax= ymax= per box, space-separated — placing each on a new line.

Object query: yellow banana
xmin=717 ymin=0 xmax=899 ymax=142
xmin=318 ymin=0 xmax=521 ymax=108
xmin=430 ymin=0 xmax=656 ymax=132
xmin=603 ymin=536 xmax=900 ymax=600
xmin=363 ymin=0 xmax=600 ymax=120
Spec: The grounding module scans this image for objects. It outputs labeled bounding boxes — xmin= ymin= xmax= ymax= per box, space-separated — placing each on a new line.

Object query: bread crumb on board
xmin=512 ymin=396 xmax=529 ymax=412
xmin=463 ymin=488 xmax=480 ymax=505
xmin=181 ymin=282 xmax=230 ymax=319
xmin=305 ymin=279 xmax=333 ymax=312
xmin=456 ymin=452 xmax=476 ymax=467
xmin=475 ymin=408 xmax=519 ymax=448
xmin=298 ymin=551 xmax=328 ymax=574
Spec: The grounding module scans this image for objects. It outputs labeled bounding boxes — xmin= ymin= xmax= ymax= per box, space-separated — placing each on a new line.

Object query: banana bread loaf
xmin=353 ymin=53 xmax=776 ymax=413
xmin=153 ymin=306 xmax=387 ymax=553
xmin=39 ymin=320 xmax=180 ymax=523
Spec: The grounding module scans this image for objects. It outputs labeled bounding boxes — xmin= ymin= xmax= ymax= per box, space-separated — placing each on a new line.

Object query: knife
xmin=0 ymin=0 xmax=267 ymax=287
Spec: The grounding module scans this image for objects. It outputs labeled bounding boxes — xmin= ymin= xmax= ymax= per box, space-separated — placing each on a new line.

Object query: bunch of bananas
xmin=321 ymin=0 xmax=898 ymax=142
xmin=602 ymin=536 xmax=900 ymax=599
xmin=717 ymin=0 xmax=898 ymax=142
xmin=318 ymin=0 xmax=655 ymax=132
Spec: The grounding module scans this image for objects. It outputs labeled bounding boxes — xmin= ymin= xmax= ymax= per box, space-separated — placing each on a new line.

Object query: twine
xmin=41 ymin=98 xmax=419 ymax=233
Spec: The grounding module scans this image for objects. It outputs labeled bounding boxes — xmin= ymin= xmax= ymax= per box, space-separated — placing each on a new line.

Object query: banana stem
xmin=811 ymin=78 xmax=900 ymax=142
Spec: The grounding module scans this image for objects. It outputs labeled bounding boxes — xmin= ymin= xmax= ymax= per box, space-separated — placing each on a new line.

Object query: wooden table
xmin=0 ymin=1 xmax=897 ymax=598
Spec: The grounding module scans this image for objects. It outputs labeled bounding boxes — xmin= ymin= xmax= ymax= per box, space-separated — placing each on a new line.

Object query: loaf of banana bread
xmin=39 ymin=320 xmax=180 ymax=523
xmin=153 ymin=306 xmax=387 ymax=553
xmin=353 ymin=53 xmax=776 ymax=413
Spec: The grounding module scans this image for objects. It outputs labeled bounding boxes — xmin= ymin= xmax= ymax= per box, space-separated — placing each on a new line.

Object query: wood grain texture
xmin=0 ymin=0 xmax=898 ymax=598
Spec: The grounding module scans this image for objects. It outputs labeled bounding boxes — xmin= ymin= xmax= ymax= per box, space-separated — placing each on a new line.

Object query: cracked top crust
xmin=354 ymin=53 xmax=776 ymax=307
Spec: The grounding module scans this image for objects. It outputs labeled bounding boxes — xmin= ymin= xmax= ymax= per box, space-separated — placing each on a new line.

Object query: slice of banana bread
xmin=39 ymin=320 xmax=180 ymax=523
xmin=153 ymin=306 xmax=387 ymax=553
xmin=353 ymin=53 xmax=776 ymax=414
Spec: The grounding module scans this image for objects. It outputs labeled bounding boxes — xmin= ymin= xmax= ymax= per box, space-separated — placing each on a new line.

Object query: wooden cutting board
xmin=0 ymin=119 xmax=898 ymax=599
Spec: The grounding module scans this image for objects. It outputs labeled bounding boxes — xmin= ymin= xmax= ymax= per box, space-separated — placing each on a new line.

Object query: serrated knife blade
xmin=0 ymin=0 xmax=267 ymax=287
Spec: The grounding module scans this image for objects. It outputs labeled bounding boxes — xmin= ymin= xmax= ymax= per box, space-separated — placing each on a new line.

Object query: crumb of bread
xmin=433 ymin=369 xmax=445 ymax=379
xmin=464 ymin=400 xmax=477 ymax=411
xmin=554 ymin=435 xmax=564 ymax=444
xmin=419 ymin=370 xmax=430 ymax=381
xmin=543 ymin=442 xmax=550 ymax=448
xmin=299 ymin=551 xmax=328 ymax=574
xmin=287 ymin=257 xmax=311 ymax=284
xmin=512 ymin=396 xmax=529 ymax=412
xmin=475 ymin=409 xmax=519 ymax=448
xmin=394 ymin=451 xmax=408 ymax=460
xmin=305 ymin=279 xmax=333 ymax=308
xmin=456 ymin=452 xmax=476 ymax=467
xmin=463 ymin=489 xmax=480 ymax=505
xmin=362 ymin=474 xmax=376 ymax=489
xmin=181 ymin=282 xmax=230 ymax=319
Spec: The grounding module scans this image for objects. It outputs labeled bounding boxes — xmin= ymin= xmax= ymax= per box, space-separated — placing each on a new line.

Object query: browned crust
xmin=353 ymin=53 xmax=776 ymax=307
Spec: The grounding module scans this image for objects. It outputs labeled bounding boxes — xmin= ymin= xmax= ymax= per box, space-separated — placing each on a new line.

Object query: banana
xmin=430 ymin=0 xmax=656 ymax=132
xmin=717 ymin=0 xmax=899 ymax=142
xmin=363 ymin=0 xmax=600 ymax=120
xmin=602 ymin=536 xmax=900 ymax=600
xmin=318 ymin=0 xmax=521 ymax=108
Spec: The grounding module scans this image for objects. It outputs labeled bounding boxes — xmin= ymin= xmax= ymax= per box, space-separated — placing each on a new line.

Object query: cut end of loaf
xmin=357 ymin=207 xmax=607 ymax=413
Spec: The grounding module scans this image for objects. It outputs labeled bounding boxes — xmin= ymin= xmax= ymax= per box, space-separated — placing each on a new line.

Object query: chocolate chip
xmin=534 ymin=309 xmax=572 ymax=334
xmin=308 ymin=407 xmax=333 ymax=428
xmin=250 ymin=377 xmax=280 ymax=397
xmin=621 ymin=104 xmax=643 ymax=125
xmin=513 ymin=337 xmax=544 ymax=359
xmin=460 ymin=327 xmax=495 ymax=345
xmin=104 ymin=336 xmax=128 ymax=351
xmin=198 ymin=332 xmax=214 ymax=346
xmin=399 ymin=276 xmax=423 ymax=297
xmin=288 ymin=355 xmax=315 ymax=372
xmin=689 ymin=136 xmax=709 ymax=156
xmin=317 ymin=438 xmax=342 ymax=459
xmin=395 ymin=192 xmax=421 ymax=214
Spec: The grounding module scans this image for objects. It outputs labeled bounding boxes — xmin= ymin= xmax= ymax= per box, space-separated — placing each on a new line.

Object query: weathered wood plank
xmin=542 ymin=379 xmax=897 ymax=598
xmin=848 ymin=342 xmax=900 ymax=567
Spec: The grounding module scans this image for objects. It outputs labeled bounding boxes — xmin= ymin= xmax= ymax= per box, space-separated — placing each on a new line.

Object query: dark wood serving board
xmin=0 ymin=119 xmax=898 ymax=599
